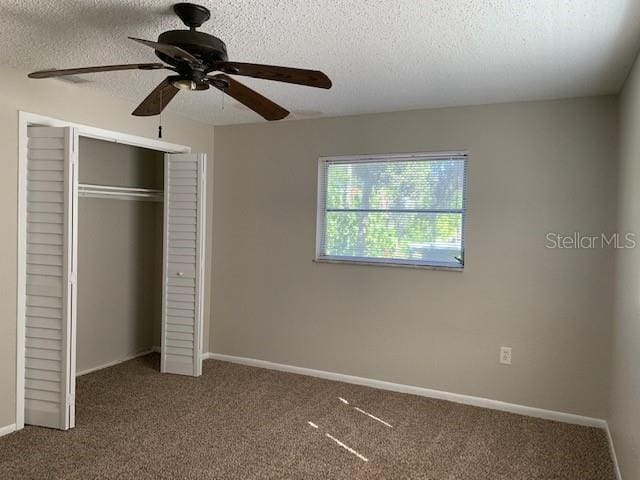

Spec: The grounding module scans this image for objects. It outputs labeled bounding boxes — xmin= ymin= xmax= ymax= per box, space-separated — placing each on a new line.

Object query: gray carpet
xmin=0 ymin=354 xmax=615 ymax=479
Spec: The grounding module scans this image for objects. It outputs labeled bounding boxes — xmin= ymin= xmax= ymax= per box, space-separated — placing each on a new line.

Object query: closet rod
xmin=78 ymin=183 xmax=163 ymax=202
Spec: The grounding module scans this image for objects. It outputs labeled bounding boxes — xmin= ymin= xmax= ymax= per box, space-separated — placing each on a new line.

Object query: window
xmin=316 ymin=152 xmax=467 ymax=269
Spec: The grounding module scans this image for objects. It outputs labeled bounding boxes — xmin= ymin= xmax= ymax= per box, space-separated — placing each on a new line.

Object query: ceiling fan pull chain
xmin=158 ymin=89 xmax=163 ymax=139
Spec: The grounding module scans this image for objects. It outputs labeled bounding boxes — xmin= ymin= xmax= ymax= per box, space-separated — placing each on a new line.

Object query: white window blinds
xmin=316 ymin=152 xmax=467 ymax=269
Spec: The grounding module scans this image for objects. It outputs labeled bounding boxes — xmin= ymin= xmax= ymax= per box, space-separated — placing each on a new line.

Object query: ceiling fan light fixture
xmin=172 ymin=78 xmax=197 ymax=91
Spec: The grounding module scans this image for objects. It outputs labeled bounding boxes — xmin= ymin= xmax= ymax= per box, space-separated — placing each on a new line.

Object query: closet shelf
xmin=78 ymin=183 xmax=163 ymax=202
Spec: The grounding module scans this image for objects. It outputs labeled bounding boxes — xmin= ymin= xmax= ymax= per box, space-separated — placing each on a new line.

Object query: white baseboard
xmin=205 ymin=352 xmax=606 ymax=429
xmin=76 ymin=349 xmax=155 ymax=377
xmin=605 ymin=423 xmax=623 ymax=480
xmin=0 ymin=424 xmax=16 ymax=438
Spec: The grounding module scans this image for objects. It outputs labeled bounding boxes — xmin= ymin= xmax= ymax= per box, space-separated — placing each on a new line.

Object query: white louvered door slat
xmin=24 ymin=126 xmax=77 ymax=430
xmin=161 ymin=153 xmax=206 ymax=376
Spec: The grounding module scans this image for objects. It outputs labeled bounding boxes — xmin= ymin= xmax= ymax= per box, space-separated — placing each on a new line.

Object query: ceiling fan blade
xmin=28 ymin=63 xmax=166 ymax=79
xmin=132 ymin=77 xmax=180 ymax=116
xmin=129 ymin=37 xmax=200 ymax=65
xmin=210 ymin=74 xmax=289 ymax=121
xmin=215 ymin=62 xmax=332 ymax=89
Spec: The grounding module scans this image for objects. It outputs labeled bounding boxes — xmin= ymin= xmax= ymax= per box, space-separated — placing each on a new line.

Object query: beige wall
xmin=211 ymin=96 xmax=618 ymax=418
xmin=0 ymin=65 xmax=214 ymax=428
xmin=77 ymin=138 xmax=164 ymax=373
xmin=610 ymin=50 xmax=640 ymax=479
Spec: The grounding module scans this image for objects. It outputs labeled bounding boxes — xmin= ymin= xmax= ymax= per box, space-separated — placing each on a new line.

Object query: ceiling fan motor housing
xmin=156 ymin=30 xmax=228 ymax=71
xmin=156 ymin=3 xmax=227 ymax=86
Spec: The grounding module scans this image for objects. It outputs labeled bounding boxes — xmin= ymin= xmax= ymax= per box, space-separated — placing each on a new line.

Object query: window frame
xmin=314 ymin=151 xmax=468 ymax=271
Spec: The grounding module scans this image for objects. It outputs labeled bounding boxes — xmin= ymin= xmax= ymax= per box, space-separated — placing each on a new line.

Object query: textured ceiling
xmin=1 ymin=0 xmax=640 ymax=125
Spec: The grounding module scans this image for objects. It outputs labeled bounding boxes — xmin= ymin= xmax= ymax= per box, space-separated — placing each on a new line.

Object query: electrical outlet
xmin=500 ymin=347 xmax=512 ymax=365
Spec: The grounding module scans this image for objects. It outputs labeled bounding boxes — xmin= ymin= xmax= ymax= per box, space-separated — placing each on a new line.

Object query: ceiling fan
xmin=28 ymin=2 xmax=332 ymax=121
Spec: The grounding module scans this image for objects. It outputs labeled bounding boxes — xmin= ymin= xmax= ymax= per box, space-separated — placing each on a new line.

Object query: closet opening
xmin=76 ymin=137 xmax=164 ymax=376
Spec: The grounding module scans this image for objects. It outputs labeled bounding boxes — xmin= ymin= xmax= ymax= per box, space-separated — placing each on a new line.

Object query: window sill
xmin=313 ymin=258 xmax=464 ymax=272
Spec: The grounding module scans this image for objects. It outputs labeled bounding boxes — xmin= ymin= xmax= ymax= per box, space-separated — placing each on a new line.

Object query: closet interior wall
xmin=77 ymin=137 xmax=164 ymax=374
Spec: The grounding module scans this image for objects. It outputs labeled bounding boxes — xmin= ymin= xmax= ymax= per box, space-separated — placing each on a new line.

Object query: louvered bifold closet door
xmin=24 ymin=126 xmax=77 ymax=429
xmin=162 ymin=153 xmax=206 ymax=376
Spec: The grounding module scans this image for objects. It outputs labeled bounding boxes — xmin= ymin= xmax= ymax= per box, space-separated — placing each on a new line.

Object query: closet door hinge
xmin=69 ymin=271 xmax=77 ymax=285
xmin=66 ymin=393 xmax=74 ymax=406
